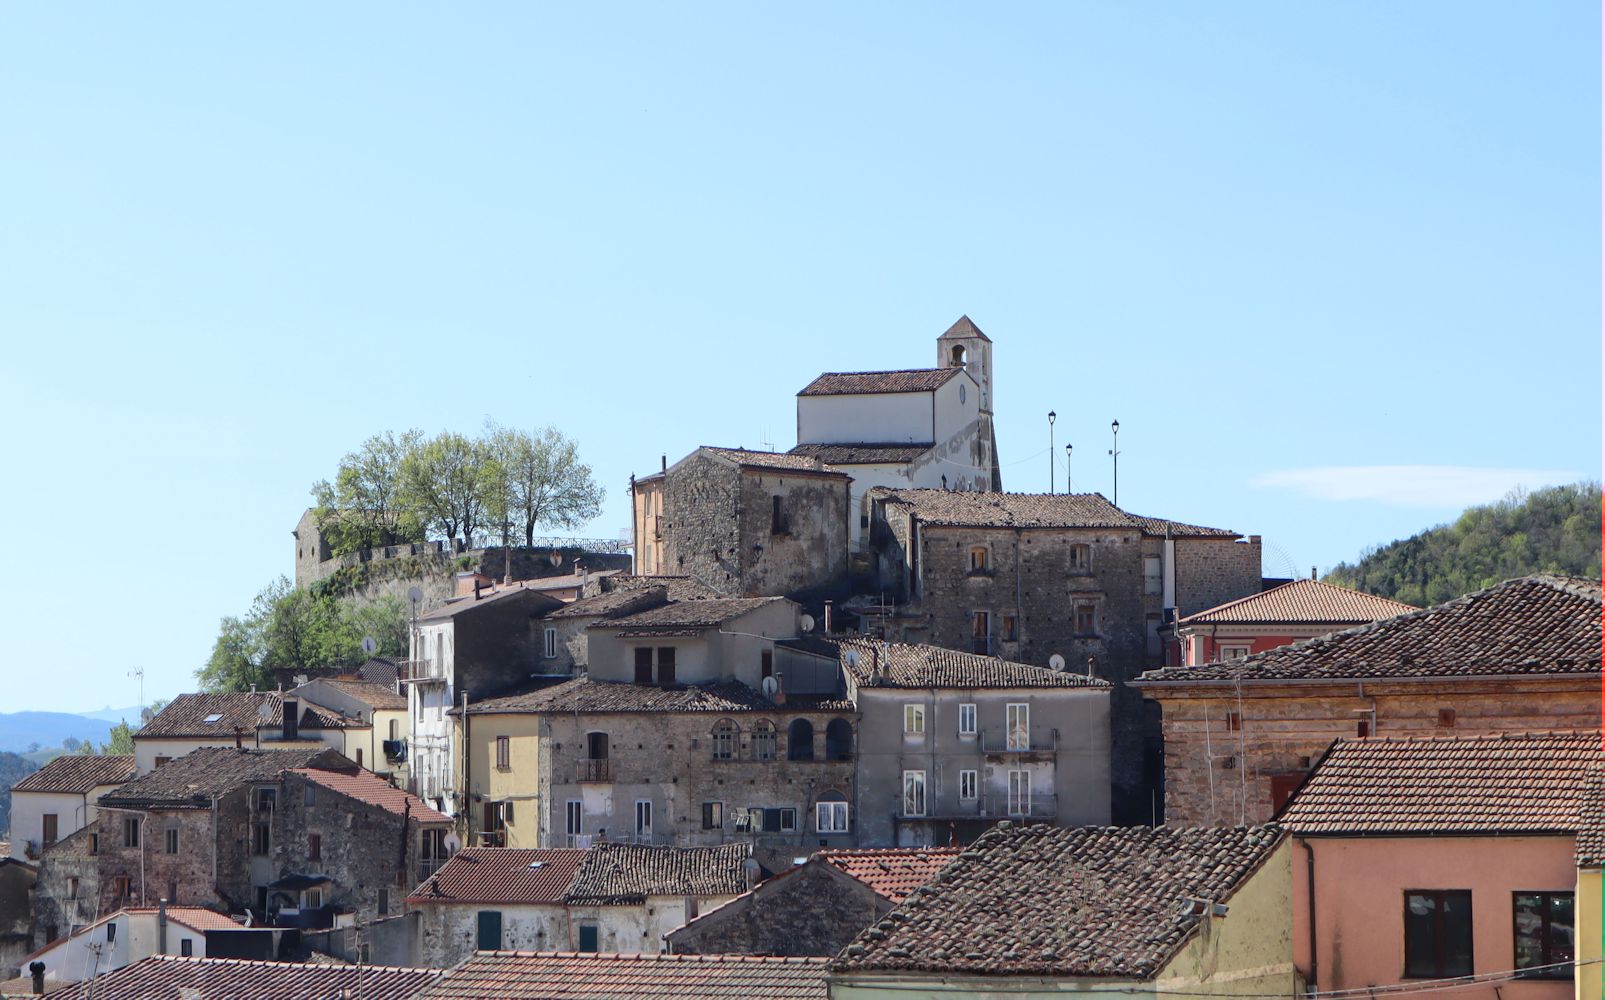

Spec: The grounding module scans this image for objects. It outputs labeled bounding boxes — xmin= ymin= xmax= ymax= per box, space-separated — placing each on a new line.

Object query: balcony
xmin=417 ymin=857 xmax=448 ymax=883
xmin=980 ymin=727 xmax=1058 ymax=758
xmin=901 ymin=792 xmax=1059 ymax=823
xmin=399 ymin=659 xmax=447 ymax=684
xmin=576 ymin=759 xmax=611 ymax=783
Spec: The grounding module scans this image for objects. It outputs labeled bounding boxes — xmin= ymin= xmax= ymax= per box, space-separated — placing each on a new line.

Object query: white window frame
xmin=903 ymin=704 xmax=926 ymax=735
xmin=902 ymin=770 xmax=927 ymax=817
xmin=565 ymin=800 xmax=583 ymax=836
xmin=1006 ymin=703 xmax=1030 ymax=751
xmin=543 ymin=627 xmax=558 ymax=659
xmin=958 ymin=703 xmax=977 ymax=737
xmin=817 ymin=800 xmax=849 ymax=833
xmin=1219 ymin=645 xmax=1251 ymax=661
xmin=635 ymin=800 xmax=652 ymax=841
xmin=1007 ymin=769 xmax=1031 ymax=816
xmin=959 ymin=769 xmax=978 ymax=801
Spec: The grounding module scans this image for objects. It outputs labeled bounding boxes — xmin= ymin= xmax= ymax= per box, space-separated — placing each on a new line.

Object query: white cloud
xmin=1249 ymin=465 xmax=1583 ymax=508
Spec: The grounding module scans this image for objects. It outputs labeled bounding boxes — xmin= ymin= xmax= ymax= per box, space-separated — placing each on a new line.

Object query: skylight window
xmin=202 ymin=713 xmax=224 ymax=724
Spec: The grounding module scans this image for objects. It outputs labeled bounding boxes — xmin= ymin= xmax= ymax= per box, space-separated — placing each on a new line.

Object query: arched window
xmin=950 ymin=344 xmax=967 ymax=366
xmin=825 ymin=719 xmax=853 ymax=761
xmin=816 ymin=790 xmax=849 ymax=833
xmin=969 ymin=546 xmax=989 ymax=573
xmin=711 ymin=720 xmax=739 ymax=761
xmin=788 ymin=719 xmax=814 ymax=761
xmin=750 ymin=720 xmax=777 ymax=761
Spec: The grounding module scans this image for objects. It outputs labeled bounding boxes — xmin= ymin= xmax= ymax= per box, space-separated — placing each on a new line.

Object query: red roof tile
xmin=407 ymin=848 xmax=586 ymax=905
xmin=1179 ymin=578 xmax=1417 ymax=626
xmin=42 ymin=955 xmax=443 ymax=999
xmin=1278 ymin=730 xmax=1602 ymax=836
xmin=1576 ymin=769 xmax=1605 ymax=867
xmin=11 ymin=755 xmax=134 ymax=794
xmin=415 ymin=951 xmax=828 ymax=999
xmin=291 ymin=768 xmax=452 ymax=824
xmin=819 ymin=848 xmax=961 ymax=903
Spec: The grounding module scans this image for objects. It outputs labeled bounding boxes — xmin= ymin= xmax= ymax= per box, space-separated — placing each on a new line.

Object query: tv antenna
xmin=128 ymin=667 xmax=145 ymax=709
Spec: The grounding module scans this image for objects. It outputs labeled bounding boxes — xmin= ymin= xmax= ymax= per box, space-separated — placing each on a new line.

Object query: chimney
xmin=158 ymin=897 xmax=168 ymax=954
xmin=661 ymin=454 xmax=667 ymax=473
xmin=282 ymin=700 xmax=299 ymax=742
xmin=29 ymin=961 xmax=44 ymax=994
xmin=773 ymin=672 xmax=786 ymax=707
xmin=1311 ymin=566 xmax=1317 ymax=581
xmin=1086 ymin=655 xmax=1098 ymax=678
xmin=474 ymin=578 xmax=483 ymax=600
xmin=823 ymin=601 xmax=833 ymax=635
xmin=233 ymin=727 xmax=243 ymax=749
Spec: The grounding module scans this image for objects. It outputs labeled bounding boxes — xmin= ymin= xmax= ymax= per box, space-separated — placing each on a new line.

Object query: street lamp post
xmin=1108 ymin=420 xmax=1121 ymax=506
xmin=1048 ymin=411 xmax=1057 ymax=494
xmin=1065 ymin=443 xmax=1073 ymax=494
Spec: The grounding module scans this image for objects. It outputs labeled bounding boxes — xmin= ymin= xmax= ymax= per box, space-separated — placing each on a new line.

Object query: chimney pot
xmin=30 ymin=962 xmax=44 ymax=994
xmin=661 ymin=454 xmax=667 ymax=472
xmin=1311 ymin=566 xmax=1317 ymax=581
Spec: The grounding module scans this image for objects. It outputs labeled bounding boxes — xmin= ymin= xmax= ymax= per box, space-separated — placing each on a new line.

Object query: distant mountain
xmin=1327 ymin=482 xmax=1602 ymax=606
xmin=0 ymin=712 xmax=115 ymax=755
xmin=76 ymin=705 xmax=145 ymax=724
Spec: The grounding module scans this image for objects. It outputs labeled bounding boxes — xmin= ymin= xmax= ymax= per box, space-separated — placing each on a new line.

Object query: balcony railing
xmin=566 ymin=834 xmax=595 ymax=849
xmin=417 ymin=857 xmax=448 ymax=883
xmin=399 ymin=659 xmax=447 ymax=684
xmin=899 ymin=792 xmax=1058 ymax=822
xmin=577 ymin=759 xmax=611 ymax=783
xmin=980 ymin=727 xmax=1059 ymax=755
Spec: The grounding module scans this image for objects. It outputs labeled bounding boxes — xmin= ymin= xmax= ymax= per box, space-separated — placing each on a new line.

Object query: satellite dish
xmin=361 ymin=636 xmax=377 ymax=654
xmin=799 ymin=614 xmax=815 ymax=633
xmin=844 ymin=650 xmax=861 ymax=669
xmin=761 ymin=675 xmax=780 ymax=697
xmin=444 ymin=832 xmax=462 ymax=852
xmin=1048 ymin=653 xmax=1066 ymax=671
xmin=549 ymin=550 xmax=563 ymax=567
xmin=407 ymin=586 xmax=424 ymax=604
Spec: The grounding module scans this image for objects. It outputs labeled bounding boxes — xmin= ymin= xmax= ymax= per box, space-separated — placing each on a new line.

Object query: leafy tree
xmin=62 ymin=737 xmax=80 ymax=752
xmin=101 ymin=721 xmax=135 ymax=756
xmin=312 ymin=430 xmax=426 ymax=555
xmin=75 ymin=740 xmax=95 ymax=755
xmin=1327 ymin=482 xmax=1602 ymax=604
xmin=402 ymin=432 xmax=497 ymax=545
xmin=484 ymin=423 xmax=605 ymax=547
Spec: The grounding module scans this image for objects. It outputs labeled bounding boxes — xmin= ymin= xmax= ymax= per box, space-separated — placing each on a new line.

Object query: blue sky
xmin=1 ymin=3 xmax=1597 ymax=714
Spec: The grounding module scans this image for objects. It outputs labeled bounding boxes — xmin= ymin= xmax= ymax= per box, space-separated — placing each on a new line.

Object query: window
xmin=106 ymin=922 xmax=116 ymax=943
xmin=305 ymin=887 xmax=323 ymax=909
xmin=1404 ymin=890 xmax=1473 ymax=978
xmin=635 ymin=800 xmax=653 ymax=841
xmin=578 ymin=922 xmax=599 ymax=952
xmin=968 ymin=546 xmax=990 ymax=573
xmin=377 ymin=888 xmax=390 ymax=915
xmin=903 ymin=704 xmax=926 ymax=735
xmin=566 ymin=801 xmax=584 ymax=840
xmin=971 ymin=611 xmax=991 ymax=654
xmin=771 ymin=495 xmax=789 ymax=535
xmin=1006 ymin=703 xmax=1030 ymax=750
xmin=67 ymin=877 xmax=79 ymax=900
xmin=657 ymin=647 xmax=676 ymax=686
xmin=154 ymin=756 xmax=172 ymax=769
xmin=817 ymin=793 xmax=849 ymax=833
xmin=958 ymin=704 xmax=977 ymax=737
xmin=1073 ymin=602 xmax=1097 ymax=636
xmin=543 ymin=627 xmax=558 ymax=659
xmin=180 ymin=938 xmax=193 ymax=957
xmin=355 ymin=748 xmax=363 ymax=768
xmin=701 ymin=801 xmax=724 ymax=830
xmin=202 ymin=713 xmax=224 ymax=725
xmin=1068 ymin=544 xmax=1091 ymax=573
xmin=761 ymin=650 xmax=773 ymax=679
xmin=1007 ymin=769 xmax=1031 ymax=815
xmin=389 ymin=718 xmax=399 ymax=741
xmin=751 ymin=720 xmax=777 ymax=761
xmin=712 ymin=719 xmax=739 ymax=760
xmin=634 ymin=647 xmax=653 ymax=684
xmin=308 ymin=833 xmax=321 ymax=860
xmin=476 ymin=911 xmax=503 ymax=951
xmin=746 ymin=807 xmax=798 ymax=833
xmin=42 ymin=814 xmax=57 ymax=847
xmin=1219 ymin=645 xmax=1250 ymax=660
xmin=304 ymin=784 xmax=317 ymax=806
xmin=1143 ymin=555 xmax=1162 ymax=595
xmin=253 ymin=821 xmax=271 ymax=856
xmin=787 ymin=719 xmax=814 ymax=761
xmin=825 ymin=718 xmax=854 ymax=760
xmin=496 ymin=735 xmax=511 ymax=770
xmin=165 ymin=827 xmax=179 ymax=855
xmin=124 ymin=816 xmax=140 ymax=848
xmin=255 ymin=788 xmax=277 ymax=813
xmin=1514 ymin=891 xmax=1574 ymax=976
xmin=587 ymin=731 xmax=609 ymax=760
xmin=1226 ymin=711 xmax=1242 ymax=732
xmin=902 ymin=771 xmax=927 ymax=817
xmin=44 ymin=925 xmax=58 ymax=945
xmin=1438 ymin=708 xmax=1457 ymax=728
xmin=88 ymin=833 xmax=98 ymax=856
xmin=959 ymin=769 xmax=977 ymax=800
xmin=1001 ymin=615 xmax=1017 ymax=641
xmin=112 ymin=876 xmax=130 ymax=901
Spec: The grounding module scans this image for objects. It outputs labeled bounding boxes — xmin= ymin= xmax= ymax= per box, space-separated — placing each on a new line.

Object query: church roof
xmin=938 ymin=314 xmax=991 ymax=342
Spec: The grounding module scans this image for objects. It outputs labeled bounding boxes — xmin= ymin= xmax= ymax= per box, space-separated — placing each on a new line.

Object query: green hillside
xmin=1325 ymin=482 xmax=1601 ymax=607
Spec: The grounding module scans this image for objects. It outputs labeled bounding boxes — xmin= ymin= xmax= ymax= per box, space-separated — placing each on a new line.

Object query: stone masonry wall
xmin=29 ymin=826 xmax=98 ymax=947
xmin=1173 ymin=536 xmax=1262 ymax=618
xmin=94 ymin=808 xmax=221 ymax=914
xmin=660 ymin=452 xmax=744 ymax=596
xmin=1152 ymin=679 xmax=1602 ymax=826
xmin=736 ymin=471 xmax=850 ymax=602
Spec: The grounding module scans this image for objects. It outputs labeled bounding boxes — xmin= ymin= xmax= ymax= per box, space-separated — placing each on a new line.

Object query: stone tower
xmin=937 ymin=315 xmax=1002 ymax=490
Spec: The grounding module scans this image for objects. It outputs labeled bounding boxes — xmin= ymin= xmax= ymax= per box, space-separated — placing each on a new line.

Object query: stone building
xmin=631 ymin=447 xmax=851 ymax=601
xmin=665 ymin=846 xmax=959 ymax=957
xmin=1134 ymin=574 xmax=1604 ymax=826
xmin=864 ymin=488 xmax=1261 ymax=823
xmin=832 ymin=638 xmax=1111 ymax=846
xmin=286 ymin=677 xmax=410 ymax=783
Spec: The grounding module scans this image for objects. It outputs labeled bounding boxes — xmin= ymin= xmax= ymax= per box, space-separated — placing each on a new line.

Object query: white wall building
xmin=7 ymin=756 xmax=135 ymax=862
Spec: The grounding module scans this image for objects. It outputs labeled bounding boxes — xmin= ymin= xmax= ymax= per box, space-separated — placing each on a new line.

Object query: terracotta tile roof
xmin=1277 ymin=731 xmax=1602 ymax=836
xmin=524 ymin=570 xmax=621 ymax=591
xmin=546 ymin=587 xmax=668 ymax=620
xmin=290 ymin=768 xmax=452 ymax=824
xmin=939 ymin=314 xmax=991 ymax=343
xmin=407 ymin=848 xmax=586 ymax=905
xmin=41 ymin=955 xmax=443 ymax=999
xmin=11 ymin=754 xmax=134 ymax=794
xmin=700 ymin=446 xmax=844 ymax=475
xmin=1123 ymin=514 xmax=1243 ymax=538
xmin=465 ymin=677 xmax=851 ymax=716
xmin=135 ymin=692 xmax=276 ymax=738
xmin=819 ymin=847 xmax=962 ymax=903
xmin=835 ymin=638 xmax=1108 ymax=690
xmin=591 ymin=597 xmax=789 ymax=633
xmin=870 ymin=488 xmax=1238 ymax=537
xmin=600 ymin=574 xmax=721 ymax=601
xmin=309 ymin=678 xmax=407 ymax=711
xmin=832 ymin=824 xmax=1284 ymax=979
xmin=564 ymin=842 xmax=749 ymax=904
xmin=798 ymin=368 xmax=962 ymax=397
xmin=414 ymin=951 xmax=828 ymax=999
xmin=1576 ymin=771 xmax=1605 ymax=868
xmin=155 ymin=906 xmax=247 ymax=932
xmin=1179 ymin=578 xmax=1417 ymax=626
xmin=420 ymin=585 xmax=561 ymax=622
xmin=1139 ymin=575 xmax=1603 ymax=684
xmin=788 ymin=443 xmax=933 ymax=465
xmin=99 ymin=746 xmax=343 ymax=809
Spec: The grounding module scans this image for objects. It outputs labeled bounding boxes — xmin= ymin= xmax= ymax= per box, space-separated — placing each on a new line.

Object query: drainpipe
xmin=158 ymin=897 xmax=168 ymax=955
xmin=1301 ymin=838 xmax=1317 ymax=991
